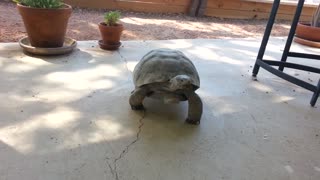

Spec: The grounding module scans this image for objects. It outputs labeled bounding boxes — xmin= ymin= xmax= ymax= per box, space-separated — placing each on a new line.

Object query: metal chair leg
xmin=310 ymin=80 xmax=320 ymax=106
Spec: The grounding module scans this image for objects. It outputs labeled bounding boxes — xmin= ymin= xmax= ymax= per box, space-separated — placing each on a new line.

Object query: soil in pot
xmin=17 ymin=4 xmax=72 ymax=48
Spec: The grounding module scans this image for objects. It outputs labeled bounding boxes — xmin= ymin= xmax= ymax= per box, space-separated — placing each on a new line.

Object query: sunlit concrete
xmin=0 ymin=38 xmax=319 ymax=180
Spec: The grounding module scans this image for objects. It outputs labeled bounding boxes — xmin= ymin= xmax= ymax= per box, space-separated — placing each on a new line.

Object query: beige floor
xmin=0 ymin=38 xmax=319 ymax=180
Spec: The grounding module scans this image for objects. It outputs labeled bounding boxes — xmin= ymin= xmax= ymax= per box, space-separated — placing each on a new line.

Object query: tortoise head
xmin=169 ymin=75 xmax=192 ymax=91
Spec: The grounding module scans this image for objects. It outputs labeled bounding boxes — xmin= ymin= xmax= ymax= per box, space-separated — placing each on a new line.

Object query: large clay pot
xmin=295 ymin=23 xmax=320 ymax=42
xmin=98 ymin=23 xmax=123 ymax=45
xmin=17 ymin=3 xmax=72 ymax=48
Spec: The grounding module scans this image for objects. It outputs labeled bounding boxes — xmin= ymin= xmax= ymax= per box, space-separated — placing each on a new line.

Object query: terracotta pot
xmin=17 ymin=3 xmax=72 ymax=48
xmin=296 ymin=23 xmax=320 ymax=42
xmin=98 ymin=23 xmax=123 ymax=45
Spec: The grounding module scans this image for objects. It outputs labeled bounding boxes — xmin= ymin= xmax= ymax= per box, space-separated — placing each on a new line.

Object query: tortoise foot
xmin=131 ymin=105 xmax=144 ymax=110
xmin=185 ymin=118 xmax=200 ymax=125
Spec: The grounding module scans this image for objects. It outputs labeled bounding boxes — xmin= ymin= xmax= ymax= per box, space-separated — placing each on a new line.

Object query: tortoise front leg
xmin=129 ymin=87 xmax=149 ymax=110
xmin=184 ymin=91 xmax=203 ymax=125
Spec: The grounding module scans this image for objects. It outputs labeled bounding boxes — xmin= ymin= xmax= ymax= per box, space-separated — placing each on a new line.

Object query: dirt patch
xmin=0 ymin=1 xmax=292 ymax=43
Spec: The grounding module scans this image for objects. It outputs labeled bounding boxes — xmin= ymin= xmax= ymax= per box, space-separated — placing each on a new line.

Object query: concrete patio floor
xmin=0 ymin=38 xmax=319 ymax=180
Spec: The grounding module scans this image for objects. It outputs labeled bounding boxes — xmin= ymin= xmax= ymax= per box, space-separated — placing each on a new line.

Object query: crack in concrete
xmin=106 ymin=110 xmax=146 ymax=180
xmin=107 ymin=48 xmax=145 ymax=179
xmin=106 ymin=160 xmax=115 ymax=180
xmin=71 ymin=162 xmax=87 ymax=174
xmin=114 ymin=110 xmax=145 ymax=180
xmin=101 ymin=50 xmax=145 ymax=180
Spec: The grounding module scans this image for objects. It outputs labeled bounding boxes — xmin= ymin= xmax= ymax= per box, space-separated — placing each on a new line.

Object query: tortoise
xmin=129 ymin=49 xmax=203 ymax=125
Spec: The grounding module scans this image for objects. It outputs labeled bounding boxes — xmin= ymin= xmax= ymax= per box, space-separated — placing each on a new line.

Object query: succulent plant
xmin=13 ymin=0 xmax=64 ymax=9
xmin=104 ymin=11 xmax=121 ymax=26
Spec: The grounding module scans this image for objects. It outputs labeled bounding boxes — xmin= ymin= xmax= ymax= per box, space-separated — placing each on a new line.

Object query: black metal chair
xmin=252 ymin=0 xmax=320 ymax=106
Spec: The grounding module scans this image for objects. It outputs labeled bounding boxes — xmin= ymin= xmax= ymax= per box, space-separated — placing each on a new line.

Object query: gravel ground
xmin=0 ymin=1 xmax=292 ymax=42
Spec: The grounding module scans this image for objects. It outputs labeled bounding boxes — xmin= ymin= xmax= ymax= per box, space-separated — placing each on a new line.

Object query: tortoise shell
xmin=133 ymin=49 xmax=200 ymax=89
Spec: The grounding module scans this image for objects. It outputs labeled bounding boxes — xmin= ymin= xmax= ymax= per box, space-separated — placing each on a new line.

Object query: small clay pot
xmin=296 ymin=23 xmax=320 ymax=42
xmin=17 ymin=3 xmax=72 ymax=48
xmin=98 ymin=23 xmax=123 ymax=46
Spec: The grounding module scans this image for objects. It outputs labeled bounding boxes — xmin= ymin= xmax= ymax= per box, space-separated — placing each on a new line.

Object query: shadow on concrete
xmin=0 ymin=38 xmax=319 ymax=180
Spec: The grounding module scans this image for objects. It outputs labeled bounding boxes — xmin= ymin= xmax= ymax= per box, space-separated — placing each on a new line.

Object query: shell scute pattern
xmin=133 ymin=49 xmax=200 ymax=89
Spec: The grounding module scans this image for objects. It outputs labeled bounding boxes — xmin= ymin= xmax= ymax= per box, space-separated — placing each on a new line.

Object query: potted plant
xmin=13 ymin=0 xmax=72 ymax=48
xmin=98 ymin=11 xmax=123 ymax=50
xmin=295 ymin=3 xmax=320 ymax=46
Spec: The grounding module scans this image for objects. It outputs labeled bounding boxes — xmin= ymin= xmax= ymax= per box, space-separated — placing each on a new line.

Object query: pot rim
xmin=17 ymin=3 xmax=72 ymax=10
xmin=297 ymin=22 xmax=320 ymax=30
xmin=298 ymin=22 xmax=311 ymax=26
xmin=99 ymin=22 xmax=123 ymax=27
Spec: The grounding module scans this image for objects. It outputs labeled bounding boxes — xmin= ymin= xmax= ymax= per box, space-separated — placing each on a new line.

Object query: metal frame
xmin=252 ymin=0 xmax=320 ymax=106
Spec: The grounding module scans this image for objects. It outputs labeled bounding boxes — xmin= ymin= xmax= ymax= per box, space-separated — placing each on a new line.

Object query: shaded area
xmin=0 ymin=1 xmax=292 ymax=43
xmin=0 ymin=38 xmax=319 ymax=179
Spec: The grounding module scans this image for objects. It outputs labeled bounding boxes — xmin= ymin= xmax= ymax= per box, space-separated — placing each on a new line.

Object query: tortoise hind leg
xmin=184 ymin=91 xmax=203 ymax=125
xmin=129 ymin=87 xmax=149 ymax=110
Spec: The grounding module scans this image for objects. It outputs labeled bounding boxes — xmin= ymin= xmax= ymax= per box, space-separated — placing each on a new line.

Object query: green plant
xmin=13 ymin=0 xmax=64 ymax=9
xmin=312 ymin=3 xmax=320 ymax=27
xmin=104 ymin=11 xmax=121 ymax=26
